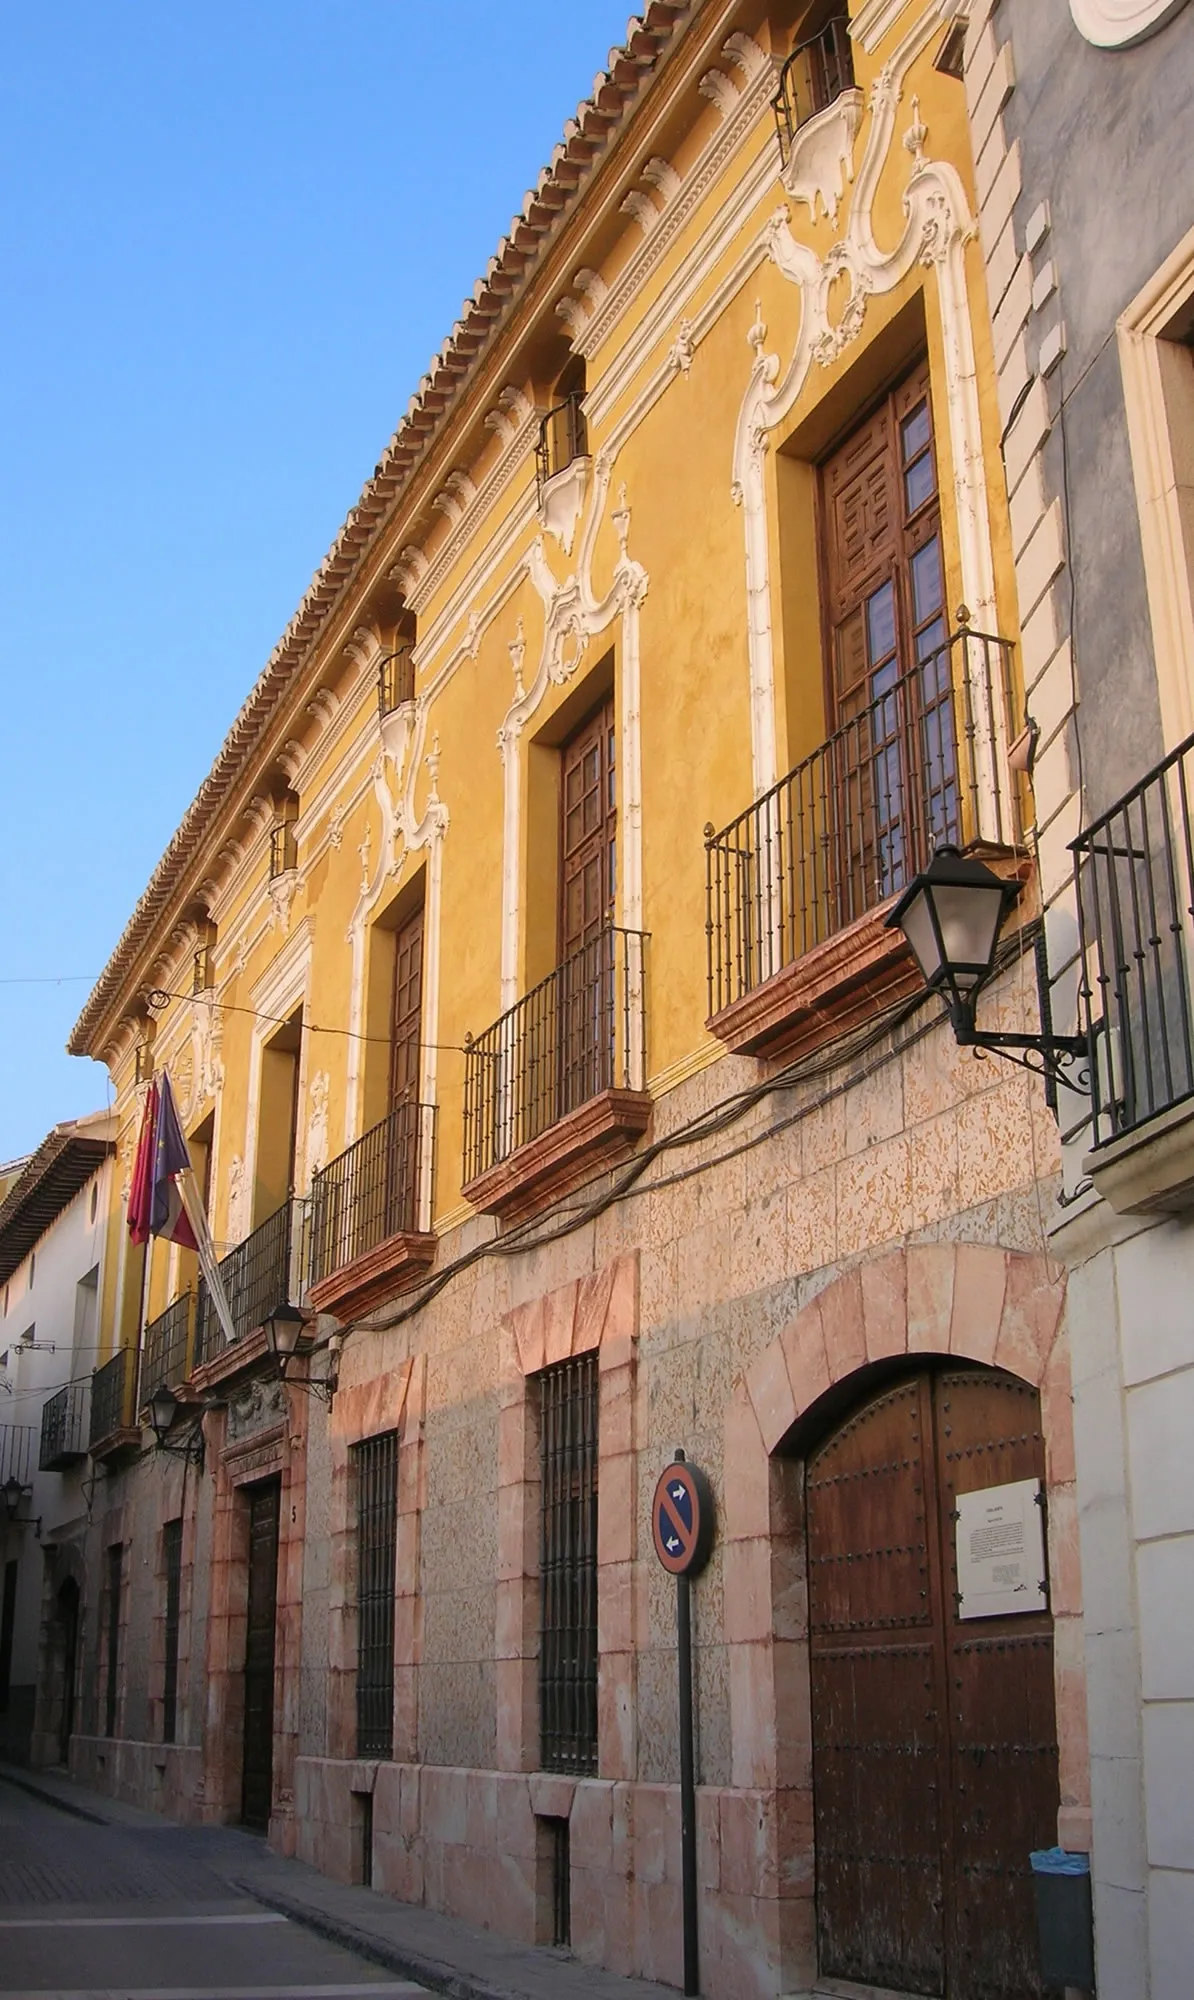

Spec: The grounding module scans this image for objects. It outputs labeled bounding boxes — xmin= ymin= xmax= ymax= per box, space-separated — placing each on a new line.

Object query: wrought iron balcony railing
xmin=464 ymin=924 xmax=648 ymax=1186
xmin=1074 ymin=730 xmax=1194 ymax=1146
xmin=772 ymin=13 xmax=854 ymax=165
xmin=0 ymin=1422 xmax=36 ymax=1487
xmin=308 ymin=1098 xmax=435 ymax=1287
xmin=89 ymin=1346 xmax=139 ymax=1450
xmin=39 ymin=1383 xmax=88 ymax=1470
xmin=377 ymin=643 xmax=416 ymax=719
xmin=140 ymin=1291 xmax=194 ymax=1408
xmin=535 ymin=391 xmax=588 ymax=501
xmin=706 ymin=620 xmax=1017 ymax=1019
xmin=196 ymin=1196 xmax=307 ymax=1368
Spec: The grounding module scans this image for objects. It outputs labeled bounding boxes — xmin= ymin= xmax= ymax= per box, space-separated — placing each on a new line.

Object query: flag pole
xmin=176 ymin=1169 xmax=239 ymax=1349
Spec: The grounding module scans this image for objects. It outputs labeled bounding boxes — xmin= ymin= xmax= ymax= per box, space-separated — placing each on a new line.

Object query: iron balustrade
xmin=269 ymin=821 xmax=297 ymax=878
xmin=772 ymin=13 xmax=854 ymax=164
xmin=377 ymin=644 xmax=415 ymax=718
xmin=141 ymin=1292 xmax=194 ymax=1408
xmin=308 ymin=1100 xmax=434 ymax=1286
xmin=196 ymin=1197 xmax=307 ymax=1366
xmin=534 ymin=391 xmax=587 ymax=500
xmin=706 ymin=620 xmax=1017 ymax=1017
xmin=1073 ymin=731 xmax=1194 ymax=1145
xmin=39 ymin=1385 xmax=88 ymax=1470
xmin=90 ymin=1347 xmax=138 ymax=1448
xmin=0 ymin=1423 xmax=36 ymax=1488
xmin=353 ymin=1430 xmax=399 ymax=1758
xmin=539 ymin=1353 xmax=599 ymax=1776
xmin=463 ymin=924 xmax=648 ymax=1185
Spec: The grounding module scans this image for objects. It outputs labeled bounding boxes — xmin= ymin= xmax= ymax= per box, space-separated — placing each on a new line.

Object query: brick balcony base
xmin=306 ymin=1230 xmax=437 ymax=1321
xmin=462 ymin=1087 xmax=651 ymax=1227
xmin=708 ymin=901 xmax=921 ymax=1062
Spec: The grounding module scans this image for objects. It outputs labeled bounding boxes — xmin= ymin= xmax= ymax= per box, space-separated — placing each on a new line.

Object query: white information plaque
xmin=955 ymin=1477 xmax=1048 ymax=1620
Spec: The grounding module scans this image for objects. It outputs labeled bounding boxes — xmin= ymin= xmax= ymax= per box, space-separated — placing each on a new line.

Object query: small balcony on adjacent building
xmin=306 ymin=1099 xmax=437 ymax=1320
xmin=39 ymin=1383 xmax=88 ymax=1470
xmin=89 ymin=1346 xmax=140 ymax=1461
xmin=0 ymin=1422 xmax=36 ymax=1490
xmin=462 ymin=923 xmax=650 ymax=1226
xmin=139 ymin=1290 xmax=195 ymax=1411
xmin=1073 ymin=730 xmax=1194 ymax=1212
xmin=705 ymin=621 xmax=1021 ymax=1062
xmin=192 ymin=1196 xmax=307 ymax=1388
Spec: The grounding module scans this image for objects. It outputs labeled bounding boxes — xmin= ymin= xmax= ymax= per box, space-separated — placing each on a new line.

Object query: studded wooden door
xmin=806 ymin=1367 xmax=1059 ymax=1998
xmin=241 ymin=1479 xmax=280 ymax=1831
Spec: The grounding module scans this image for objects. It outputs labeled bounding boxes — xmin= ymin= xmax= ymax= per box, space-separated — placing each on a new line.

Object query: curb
xmin=232 ymin=1876 xmax=529 ymax=2000
xmin=0 ymin=1768 xmax=111 ymax=1827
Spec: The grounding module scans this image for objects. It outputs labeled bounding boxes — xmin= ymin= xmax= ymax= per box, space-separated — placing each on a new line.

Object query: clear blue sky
xmin=0 ymin=1 xmax=635 ymax=1162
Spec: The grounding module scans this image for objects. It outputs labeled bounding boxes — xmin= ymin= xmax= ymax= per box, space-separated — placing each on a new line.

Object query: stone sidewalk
xmin=0 ymin=1761 xmax=681 ymax=2000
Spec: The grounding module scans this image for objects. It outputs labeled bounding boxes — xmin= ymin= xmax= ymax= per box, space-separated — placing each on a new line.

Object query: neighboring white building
xmin=0 ymin=1111 xmax=114 ymax=1763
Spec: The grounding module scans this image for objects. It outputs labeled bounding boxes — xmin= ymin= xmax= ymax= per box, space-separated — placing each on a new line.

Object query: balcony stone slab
xmin=307 ymin=1229 xmax=437 ymax=1321
xmin=190 ymin=1324 xmax=271 ymax=1396
xmin=88 ymin=1425 xmax=141 ymax=1464
xmin=462 ymin=1087 xmax=651 ymax=1228
xmin=1083 ymin=1094 xmax=1194 ymax=1215
xmin=707 ymin=901 xmax=921 ymax=1062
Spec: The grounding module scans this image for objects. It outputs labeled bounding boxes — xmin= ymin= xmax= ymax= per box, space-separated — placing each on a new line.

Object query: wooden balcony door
xmin=807 ymin=1367 xmax=1059 ymax=1997
xmin=386 ymin=903 xmax=423 ymax=1235
xmin=819 ymin=360 xmax=952 ymax=929
xmin=559 ymin=698 xmax=616 ymax=1117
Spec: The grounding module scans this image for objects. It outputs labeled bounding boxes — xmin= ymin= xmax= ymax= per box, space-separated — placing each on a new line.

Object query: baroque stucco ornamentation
xmin=226 ymin=1374 xmax=287 ymax=1442
xmin=1069 ymin=0 xmax=1190 ymax=43
xmin=267 ymin=867 xmax=299 ymax=935
xmin=306 ymin=1070 xmax=330 ymax=1183
xmin=779 ymin=87 xmax=864 ymax=223
xmin=226 ymin=1154 xmax=249 ymax=1245
xmin=732 ymin=0 xmax=1001 ymax=809
xmin=538 ymin=453 xmax=589 ymax=556
xmin=187 ymin=994 xmax=224 ymax=1118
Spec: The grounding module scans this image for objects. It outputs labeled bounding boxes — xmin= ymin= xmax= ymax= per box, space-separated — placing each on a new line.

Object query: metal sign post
xmin=652 ymin=1449 xmax=715 ymax=1999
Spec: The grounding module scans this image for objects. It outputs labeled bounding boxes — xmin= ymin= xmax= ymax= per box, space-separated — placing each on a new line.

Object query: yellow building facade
xmin=64 ymin=6 xmax=1091 ymax=1996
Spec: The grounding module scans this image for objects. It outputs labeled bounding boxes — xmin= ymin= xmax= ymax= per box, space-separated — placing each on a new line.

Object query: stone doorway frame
xmin=721 ymin=1244 xmax=1087 ymax=1996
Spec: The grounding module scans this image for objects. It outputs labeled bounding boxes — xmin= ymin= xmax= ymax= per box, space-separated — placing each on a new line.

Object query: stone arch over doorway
xmin=719 ymin=1245 xmax=1088 ymax=1997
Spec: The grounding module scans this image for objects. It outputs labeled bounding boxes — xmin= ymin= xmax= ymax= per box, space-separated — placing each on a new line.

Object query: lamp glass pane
xmin=931 ymin=882 xmax=1006 ymax=989
xmin=899 ymin=886 xmax=945 ymax=983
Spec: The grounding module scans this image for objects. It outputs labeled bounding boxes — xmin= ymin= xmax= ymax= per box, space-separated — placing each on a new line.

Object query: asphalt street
xmin=0 ymin=1778 xmax=429 ymax=2000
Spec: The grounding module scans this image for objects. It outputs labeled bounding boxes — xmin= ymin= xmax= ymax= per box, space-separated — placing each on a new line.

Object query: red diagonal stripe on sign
xmin=661 ymin=1486 xmax=694 ymax=1556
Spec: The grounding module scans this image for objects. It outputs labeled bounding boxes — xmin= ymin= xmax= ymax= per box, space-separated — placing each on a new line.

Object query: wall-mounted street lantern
xmin=886 ymin=846 xmax=1088 ymax=1085
xmin=263 ymin=1303 xmax=338 ymax=1407
xmin=1 ymin=1473 xmax=40 ymax=1536
xmin=147 ymin=1385 xmax=205 ymax=1468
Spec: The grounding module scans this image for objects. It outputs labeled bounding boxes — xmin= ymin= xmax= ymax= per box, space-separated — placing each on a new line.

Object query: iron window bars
xmin=140 ymin=1292 xmax=194 ymax=1409
xmin=104 ymin=1542 xmax=122 ymax=1738
xmin=90 ymin=1347 xmax=138 ymax=1450
xmin=463 ymin=924 xmax=647 ymax=1185
xmin=1073 ymin=728 xmax=1194 ymax=1146
xmin=39 ymin=1384 xmax=89 ymax=1470
xmin=308 ymin=1099 xmax=434 ymax=1286
xmin=534 ymin=391 xmax=588 ymax=503
xmin=772 ymin=13 xmax=854 ymax=165
xmin=377 ymin=643 xmax=416 ymax=718
xmin=539 ymin=1353 xmax=598 ymax=1776
xmin=353 ymin=1430 xmax=399 ymax=1759
xmin=196 ymin=1197 xmax=306 ymax=1367
xmin=705 ymin=619 xmax=1017 ymax=1018
xmin=162 ymin=1518 xmax=183 ymax=1745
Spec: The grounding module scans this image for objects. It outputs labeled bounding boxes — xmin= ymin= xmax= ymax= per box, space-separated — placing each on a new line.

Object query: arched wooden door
xmin=807 ymin=1366 xmax=1059 ymax=1998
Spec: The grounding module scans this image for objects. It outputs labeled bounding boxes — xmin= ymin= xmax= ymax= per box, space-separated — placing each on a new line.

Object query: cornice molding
xmin=1069 ymin=0 xmax=1190 ymax=44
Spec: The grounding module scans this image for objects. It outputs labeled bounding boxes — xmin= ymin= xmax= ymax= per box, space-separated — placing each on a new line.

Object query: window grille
xmin=539 ymin=1354 xmax=598 ymax=1775
xmin=354 ymin=1430 xmax=399 ymax=1759
xmin=162 ymin=1519 xmax=182 ymax=1745
xmin=105 ymin=1543 xmax=122 ymax=1738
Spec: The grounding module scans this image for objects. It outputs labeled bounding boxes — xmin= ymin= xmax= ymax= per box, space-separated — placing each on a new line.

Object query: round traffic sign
xmin=652 ymin=1458 xmax=715 ymax=1577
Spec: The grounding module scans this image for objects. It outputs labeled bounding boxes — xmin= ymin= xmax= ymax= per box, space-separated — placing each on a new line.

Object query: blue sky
xmin=0 ymin=1 xmax=635 ymax=1162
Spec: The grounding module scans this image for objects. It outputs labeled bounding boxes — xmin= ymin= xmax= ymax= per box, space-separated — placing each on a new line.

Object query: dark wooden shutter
xmin=807 ymin=1366 xmax=1059 ymax=1999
